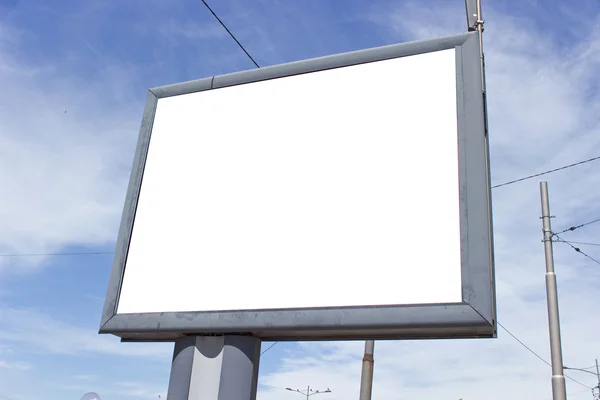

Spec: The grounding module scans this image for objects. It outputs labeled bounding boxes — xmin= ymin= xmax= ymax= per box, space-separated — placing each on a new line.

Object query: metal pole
xmin=475 ymin=0 xmax=486 ymax=92
xmin=358 ymin=340 xmax=375 ymax=400
xmin=540 ymin=181 xmax=567 ymax=400
xmin=307 ymin=386 xmax=310 ymax=400
xmin=596 ymin=359 xmax=600 ymax=390
xmin=167 ymin=335 xmax=261 ymax=400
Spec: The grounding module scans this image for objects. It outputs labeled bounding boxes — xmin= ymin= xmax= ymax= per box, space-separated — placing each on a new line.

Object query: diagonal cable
xmin=200 ymin=0 xmax=260 ymax=68
xmin=554 ymin=234 xmax=600 ymax=266
xmin=492 ymin=156 xmax=600 ymax=189
xmin=554 ymin=218 xmax=600 ymax=235
xmin=498 ymin=322 xmax=592 ymax=389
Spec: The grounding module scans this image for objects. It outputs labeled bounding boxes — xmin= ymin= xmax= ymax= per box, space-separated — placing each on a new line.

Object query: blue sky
xmin=1 ymin=0 xmax=600 ymax=400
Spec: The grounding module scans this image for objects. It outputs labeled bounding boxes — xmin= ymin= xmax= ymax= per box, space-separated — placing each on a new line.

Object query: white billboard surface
xmin=116 ymin=49 xmax=462 ymax=314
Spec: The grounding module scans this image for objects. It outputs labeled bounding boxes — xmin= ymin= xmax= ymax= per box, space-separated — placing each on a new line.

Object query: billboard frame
xmin=99 ymin=30 xmax=496 ymax=342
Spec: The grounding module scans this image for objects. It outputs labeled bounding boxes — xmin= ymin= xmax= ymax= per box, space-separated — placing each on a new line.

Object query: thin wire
xmin=260 ymin=341 xmax=278 ymax=356
xmin=554 ymin=218 xmax=600 ymax=235
xmin=498 ymin=322 xmax=592 ymax=389
xmin=0 ymin=251 xmax=113 ymax=257
xmin=554 ymin=235 xmax=600 ymax=266
xmin=559 ymin=241 xmax=600 ymax=247
xmin=200 ymin=0 xmax=260 ymax=68
xmin=492 ymin=155 xmax=600 ymax=189
xmin=498 ymin=322 xmax=551 ymax=366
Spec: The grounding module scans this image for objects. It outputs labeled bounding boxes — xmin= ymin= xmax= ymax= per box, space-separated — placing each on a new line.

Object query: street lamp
xmin=286 ymin=386 xmax=332 ymax=400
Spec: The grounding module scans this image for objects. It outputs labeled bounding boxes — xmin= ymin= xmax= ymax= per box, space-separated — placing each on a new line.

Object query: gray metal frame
xmin=465 ymin=0 xmax=479 ymax=31
xmin=99 ymin=31 xmax=496 ymax=342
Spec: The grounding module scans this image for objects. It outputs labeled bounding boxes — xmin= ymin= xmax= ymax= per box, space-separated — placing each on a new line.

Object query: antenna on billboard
xmin=464 ymin=0 xmax=480 ymax=31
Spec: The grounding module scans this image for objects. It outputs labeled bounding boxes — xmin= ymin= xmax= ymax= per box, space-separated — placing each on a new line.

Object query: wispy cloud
xmin=0 ymin=23 xmax=141 ymax=269
xmin=0 ymin=308 xmax=172 ymax=359
xmin=0 ymin=360 xmax=32 ymax=370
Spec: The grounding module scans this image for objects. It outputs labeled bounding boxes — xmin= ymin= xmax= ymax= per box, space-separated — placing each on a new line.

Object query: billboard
xmin=99 ymin=31 xmax=495 ymax=341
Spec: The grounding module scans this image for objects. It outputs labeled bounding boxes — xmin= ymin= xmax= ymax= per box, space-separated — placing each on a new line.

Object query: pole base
xmin=167 ymin=336 xmax=261 ymax=400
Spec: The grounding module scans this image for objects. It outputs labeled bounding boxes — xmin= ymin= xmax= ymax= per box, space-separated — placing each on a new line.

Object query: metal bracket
xmin=475 ymin=19 xmax=485 ymax=32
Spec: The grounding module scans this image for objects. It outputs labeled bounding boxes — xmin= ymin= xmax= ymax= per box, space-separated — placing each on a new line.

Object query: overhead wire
xmin=200 ymin=0 xmax=260 ymax=68
xmin=492 ymin=155 xmax=600 ymax=189
xmin=497 ymin=322 xmax=551 ymax=367
xmin=260 ymin=341 xmax=279 ymax=356
xmin=554 ymin=217 xmax=600 ymax=235
xmin=553 ymin=234 xmax=600 ymax=267
xmin=558 ymin=241 xmax=600 ymax=247
xmin=497 ymin=322 xmax=593 ymax=389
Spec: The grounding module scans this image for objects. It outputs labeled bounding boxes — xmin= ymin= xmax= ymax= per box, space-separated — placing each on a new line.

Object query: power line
xmin=492 ymin=155 xmax=600 ymax=189
xmin=497 ymin=322 xmax=592 ymax=389
xmin=559 ymin=241 xmax=600 ymax=247
xmin=498 ymin=322 xmax=551 ymax=367
xmin=554 ymin=217 xmax=600 ymax=235
xmin=200 ymin=0 xmax=260 ymax=68
xmin=554 ymin=234 xmax=600 ymax=266
xmin=261 ymin=341 xmax=278 ymax=356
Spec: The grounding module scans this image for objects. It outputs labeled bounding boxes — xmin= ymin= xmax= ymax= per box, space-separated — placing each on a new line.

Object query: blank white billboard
xmin=117 ymin=49 xmax=460 ymax=314
xmin=100 ymin=31 xmax=495 ymax=341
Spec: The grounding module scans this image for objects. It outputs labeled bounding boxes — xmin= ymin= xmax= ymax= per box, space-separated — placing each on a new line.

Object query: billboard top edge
xmin=149 ymin=31 xmax=477 ymax=99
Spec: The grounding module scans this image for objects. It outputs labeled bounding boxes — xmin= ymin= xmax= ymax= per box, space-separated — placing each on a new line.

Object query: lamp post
xmin=286 ymin=386 xmax=332 ymax=400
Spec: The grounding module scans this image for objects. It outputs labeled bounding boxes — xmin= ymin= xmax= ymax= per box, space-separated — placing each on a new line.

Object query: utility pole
xmin=286 ymin=386 xmax=331 ymax=400
xmin=359 ymin=340 xmax=375 ymax=400
xmin=540 ymin=181 xmax=567 ymax=400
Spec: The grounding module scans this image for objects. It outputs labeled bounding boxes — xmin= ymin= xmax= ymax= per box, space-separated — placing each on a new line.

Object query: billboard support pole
xmin=358 ymin=340 xmax=375 ymax=400
xmin=539 ymin=181 xmax=567 ymax=400
xmin=167 ymin=335 xmax=261 ymax=400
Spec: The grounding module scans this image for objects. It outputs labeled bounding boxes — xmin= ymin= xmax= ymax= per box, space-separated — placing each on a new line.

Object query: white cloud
xmin=0 ymin=308 xmax=172 ymax=359
xmin=0 ymin=22 xmax=142 ymax=269
xmin=0 ymin=360 xmax=32 ymax=370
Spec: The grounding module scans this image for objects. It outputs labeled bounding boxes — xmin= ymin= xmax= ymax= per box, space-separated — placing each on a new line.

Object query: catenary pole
xmin=540 ymin=181 xmax=567 ymax=400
